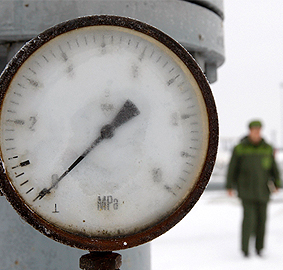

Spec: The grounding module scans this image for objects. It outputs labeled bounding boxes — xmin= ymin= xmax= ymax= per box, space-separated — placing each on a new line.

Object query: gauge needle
xmin=33 ymin=99 xmax=140 ymax=201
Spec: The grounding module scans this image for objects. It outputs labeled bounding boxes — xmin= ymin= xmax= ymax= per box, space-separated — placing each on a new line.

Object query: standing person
xmin=226 ymin=120 xmax=281 ymax=257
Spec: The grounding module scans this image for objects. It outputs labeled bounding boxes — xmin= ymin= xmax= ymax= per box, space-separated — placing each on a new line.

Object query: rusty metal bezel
xmin=0 ymin=15 xmax=218 ymax=251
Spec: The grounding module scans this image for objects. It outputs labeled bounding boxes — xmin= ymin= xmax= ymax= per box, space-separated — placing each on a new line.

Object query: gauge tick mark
xmin=67 ymin=42 xmax=72 ymax=50
xmin=7 ymin=110 xmax=16 ymax=113
xmin=167 ymin=74 xmax=180 ymax=86
xmin=26 ymin=187 xmax=34 ymax=194
xmin=23 ymin=76 xmax=39 ymax=88
xmin=139 ymin=46 xmax=147 ymax=61
xmin=16 ymin=172 xmax=24 ymax=178
xmin=59 ymin=46 xmax=68 ymax=62
xmin=76 ymin=39 xmax=80 ymax=47
xmin=42 ymin=55 xmax=49 ymax=63
xmin=164 ymin=185 xmax=176 ymax=196
xmin=20 ymin=160 xmax=30 ymax=167
xmin=17 ymin=83 xmax=26 ymax=89
xmin=8 ymin=156 xmax=18 ymax=160
xmin=7 ymin=119 xmax=24 ymax=125
xmin=14 ymin=92 xmax=22 ymax=97
xmin=20 ymin=180 xmax=29 ymax=186
xmin=101 ymin=36 xmax=106 ymax=48
xmin=10 ymin=101 xmax=19 ymax=105
xmin=29 ymin=68 xmax=36 ymax=75
xmin=50 ymin=50 xmax=56 ymax=58
xmin=186 ymin=162 xmax=194 ymax=167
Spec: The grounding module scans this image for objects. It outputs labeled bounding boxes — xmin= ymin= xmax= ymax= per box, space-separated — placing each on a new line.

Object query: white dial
xmin=0 ymin=16 xmax=218 ymax=250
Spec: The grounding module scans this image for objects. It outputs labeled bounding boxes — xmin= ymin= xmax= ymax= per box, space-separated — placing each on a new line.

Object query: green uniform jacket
xmin=226 ymin=136 xmax=281 ymax=202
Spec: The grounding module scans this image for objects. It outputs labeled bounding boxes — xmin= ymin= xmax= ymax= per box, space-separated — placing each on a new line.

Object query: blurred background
xmin=152 ymin=1 xmax=283 ymax=269
xmin=209 ymin=0 xmax=283 ymax=191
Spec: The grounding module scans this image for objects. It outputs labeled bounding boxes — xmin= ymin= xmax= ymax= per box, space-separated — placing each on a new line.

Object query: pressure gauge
xmin=0 ymin=15 xmax=218 ymax=251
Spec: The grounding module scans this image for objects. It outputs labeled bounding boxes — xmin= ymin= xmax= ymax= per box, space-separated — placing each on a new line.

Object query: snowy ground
xmin=151 ymin=189 xmax=283 ymax=270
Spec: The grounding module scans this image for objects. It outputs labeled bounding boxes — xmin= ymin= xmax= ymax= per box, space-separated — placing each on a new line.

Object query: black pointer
xmin=33 ymin=100 xmax=140 ymax=201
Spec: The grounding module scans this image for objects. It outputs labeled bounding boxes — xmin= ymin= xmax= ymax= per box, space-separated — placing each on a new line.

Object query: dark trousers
xmin=241 ymin=200 xmax=268 ymax=254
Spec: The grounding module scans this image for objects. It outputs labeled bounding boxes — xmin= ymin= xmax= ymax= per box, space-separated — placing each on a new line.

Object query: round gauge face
xmin=0 ymin=16 xmax=218 ymax=251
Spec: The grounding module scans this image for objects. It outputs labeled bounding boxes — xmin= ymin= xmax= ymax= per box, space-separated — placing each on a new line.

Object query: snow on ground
xmin=151 ymin=189 xmax=283 ymax=270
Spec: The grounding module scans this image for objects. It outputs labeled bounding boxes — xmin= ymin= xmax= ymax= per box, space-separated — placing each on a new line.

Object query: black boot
xmin=243 ymin=251 xmax=249 ymax=257
xmin=256 ymin=249 xmax=262 ymax=257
